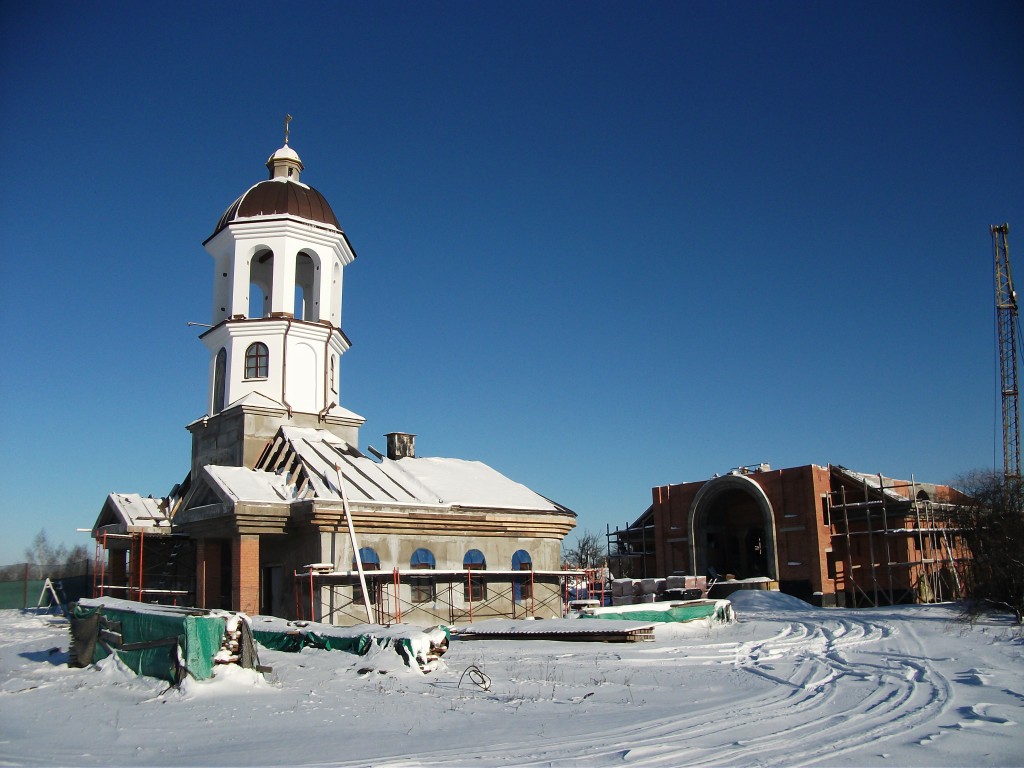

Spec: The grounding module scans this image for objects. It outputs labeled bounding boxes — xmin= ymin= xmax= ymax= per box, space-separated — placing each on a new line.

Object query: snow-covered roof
xmin=203 ymin=466 xmax=300 ymax=503
xmin=831 ymin=465 xmax=912 ymax=503
xmin=205 ymin=425 xmax=573 ymax=514
xmin=94 ymin=493 xmax=171 ymax=534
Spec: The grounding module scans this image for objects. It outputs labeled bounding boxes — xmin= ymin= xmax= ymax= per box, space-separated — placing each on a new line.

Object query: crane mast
xmin=993 ymin=223 xmax=1019 ymax=482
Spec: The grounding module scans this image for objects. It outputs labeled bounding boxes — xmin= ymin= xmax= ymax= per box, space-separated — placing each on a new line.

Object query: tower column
xmin=230 ymin=247 xmax=251 ymax=318
xmin=271 ymin=242 xmax=297 ymax=316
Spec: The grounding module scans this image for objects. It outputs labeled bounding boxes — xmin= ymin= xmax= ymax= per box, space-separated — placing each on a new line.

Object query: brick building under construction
xmin=612 ymin=463 xmax=969 ymax=607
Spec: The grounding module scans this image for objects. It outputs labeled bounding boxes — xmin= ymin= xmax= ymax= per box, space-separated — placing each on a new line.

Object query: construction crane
xmin=992 ymin=223 xmax=1019 ymax=482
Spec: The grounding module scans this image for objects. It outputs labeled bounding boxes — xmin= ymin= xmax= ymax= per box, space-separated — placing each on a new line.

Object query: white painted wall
xmin=201 ymin=214 xmax=355 ymax=417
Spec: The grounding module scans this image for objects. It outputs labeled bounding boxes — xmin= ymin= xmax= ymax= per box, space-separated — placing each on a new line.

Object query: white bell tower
xmin=189 ymin=122 xmax=364 ymax=473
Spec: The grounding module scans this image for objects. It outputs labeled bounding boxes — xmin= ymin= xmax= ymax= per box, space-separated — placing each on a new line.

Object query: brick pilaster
xmin=232 ymin=535 xmax=260 ymax=614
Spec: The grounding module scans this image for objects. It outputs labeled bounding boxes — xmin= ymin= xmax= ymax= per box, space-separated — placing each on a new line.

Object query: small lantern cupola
xmin=266 ymin=114 xmax=304 ymax=181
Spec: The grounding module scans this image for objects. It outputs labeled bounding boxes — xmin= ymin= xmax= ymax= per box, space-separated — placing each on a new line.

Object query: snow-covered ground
xmin=1 ymin=592 xmax=1021 ymax=767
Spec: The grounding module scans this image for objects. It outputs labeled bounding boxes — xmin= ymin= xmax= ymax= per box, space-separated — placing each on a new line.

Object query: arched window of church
xmin=213 ymin=348 xmax=227 ymax=412
xmin=410 ymin=548 xmax=436 ymax=603
xmin=463 ymin=549 xmax=486 ymax=603
xmin=330 ymin=354 xmax=337 ymax=394
xmin=512 ymin=549 xmax=533 ymax=603
xmin=352 ymin=547 xmax=380 ymax=606
xmin=244 ymin=342 xmax=269 ymax=379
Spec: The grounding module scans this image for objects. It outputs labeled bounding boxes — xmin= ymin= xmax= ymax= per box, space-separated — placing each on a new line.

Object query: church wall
xmin=188 ymin=408 xmax=362 ymax=476
xmin=314 ymin=528 xmax=566 ymax=626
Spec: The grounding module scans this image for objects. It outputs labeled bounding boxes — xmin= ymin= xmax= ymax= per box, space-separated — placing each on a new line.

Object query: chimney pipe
xmin=385 ymin=432 xmax=416 ymax=460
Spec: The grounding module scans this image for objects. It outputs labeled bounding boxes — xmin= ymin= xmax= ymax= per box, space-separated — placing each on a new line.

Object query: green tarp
xmin=579 ymin=601 xmax=729 ymax=624
xmin=251 ymin=624 xmax=451 ymax=671
xmin=251 ymin=629 xmax=372 ymax=655
xmin=72 ymin=603 xmax=225 ymax=683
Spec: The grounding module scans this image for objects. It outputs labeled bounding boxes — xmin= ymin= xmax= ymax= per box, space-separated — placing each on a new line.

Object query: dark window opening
xmin=214 ymin=348 xmax=227 ymax=412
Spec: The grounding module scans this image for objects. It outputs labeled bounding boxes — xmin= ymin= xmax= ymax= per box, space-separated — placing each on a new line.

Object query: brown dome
xmin=210 ymin=179 xmax=340 ymax=239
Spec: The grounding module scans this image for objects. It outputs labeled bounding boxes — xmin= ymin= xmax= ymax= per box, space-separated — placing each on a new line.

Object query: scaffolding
xmin=828 ymin=472 xmax=969 ymax=607
xmin=92 ymin=529 xmax=194 ymax=605
xmin=606 ymin=512 xmax=656 ymax=580
xmin=293 ymin=566 xmax=598 ymax=626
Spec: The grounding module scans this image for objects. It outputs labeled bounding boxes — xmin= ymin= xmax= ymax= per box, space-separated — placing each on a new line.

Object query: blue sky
xmin=1 ymin=2 xmax=1021 ymax=564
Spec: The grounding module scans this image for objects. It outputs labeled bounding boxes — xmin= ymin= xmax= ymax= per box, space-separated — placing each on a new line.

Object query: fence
xmin=0 ymin=563 xmax=93 ymax=610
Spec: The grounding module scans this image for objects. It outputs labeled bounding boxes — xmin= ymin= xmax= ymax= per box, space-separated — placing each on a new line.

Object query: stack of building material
xmin=610 ymin=576 xmax=706 ymax=606
xmin=455 ymin=618 xmax=657 ymax=643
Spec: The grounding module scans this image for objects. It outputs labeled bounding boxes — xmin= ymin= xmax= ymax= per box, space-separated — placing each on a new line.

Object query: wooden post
xmin=336 ymin=465 xmax=373 ymax=624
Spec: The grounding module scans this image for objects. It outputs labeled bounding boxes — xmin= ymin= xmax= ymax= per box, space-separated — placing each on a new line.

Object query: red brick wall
xmin=233 ymin=535 xmax=260 ymax=614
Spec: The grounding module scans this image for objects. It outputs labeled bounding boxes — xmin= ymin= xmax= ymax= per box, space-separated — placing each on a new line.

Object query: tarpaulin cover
xmin=579 ymin=601 xmax=732 ymax=624
xmin=251 ymin=621 xmax=450 ymax=672
xmin=72 ymin=603 xmax=225 ymax=683
xmin=251 ymin=629 xmax=306 ymax=653
xmin=252 ymin=628 xmax=372 ymax=655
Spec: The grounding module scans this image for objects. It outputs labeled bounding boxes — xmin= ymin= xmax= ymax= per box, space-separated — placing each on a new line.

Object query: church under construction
xmin=612 ymin=463 xmax=970 ymax=607
xmin=91 ymin=129 xmax=577 ymax=626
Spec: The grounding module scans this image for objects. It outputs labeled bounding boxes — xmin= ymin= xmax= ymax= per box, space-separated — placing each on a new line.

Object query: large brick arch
xmin=688 ymin=474 xmax=780 ymax=580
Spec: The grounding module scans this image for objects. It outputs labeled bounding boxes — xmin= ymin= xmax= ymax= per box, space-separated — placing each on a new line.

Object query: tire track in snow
xmin=318 ymin=613 xmax=953 ymax=768
xmin=604 ymin=615 xmax=953 ymax=767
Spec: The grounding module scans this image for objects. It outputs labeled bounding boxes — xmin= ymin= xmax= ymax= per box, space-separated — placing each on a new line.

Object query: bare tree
xmin=20 ymin=530 xmax=89 ymax=580
xmin=562 ymin=529 xmax=606 ymax=570
xmin=951 ymin=470 xmax=1024 ymax=624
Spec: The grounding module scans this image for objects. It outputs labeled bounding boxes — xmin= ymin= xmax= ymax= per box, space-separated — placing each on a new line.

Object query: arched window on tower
xmin=213 ymin=348 xmax=227 ymax=412
xmin=330 ymin=354 xmax=337 ymax=394
xmin=249 ymin=249 xmax=273 ymax=318
xmin=244 ymin=342 xmax=269 ymax=379
xmin=295 ymin=251 xmax=315 ymax=321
